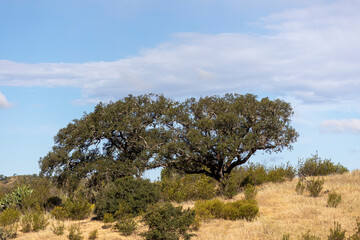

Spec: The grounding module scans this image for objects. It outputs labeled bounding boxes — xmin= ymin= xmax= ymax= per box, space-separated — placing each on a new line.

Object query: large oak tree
xmin=40 ymin=93 xmax=298 ymax=190
xmin=39 ymin=94 xmax=173 ymax=191
xmin=160 ymin=93 xmax=298 ymax=184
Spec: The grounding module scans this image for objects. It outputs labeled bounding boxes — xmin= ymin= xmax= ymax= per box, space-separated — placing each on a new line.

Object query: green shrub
xmin=301 ymin=230 xmax=321 ymax=240
xmin=88 ymin=229 xmax=98 ymax=240
xmin=298 ymin=154 xmax=348 ymax=177
xmin=160 ymin=169 xmax=217 ymax=202
xmin=142 ymin=202 xmax=196 ymax=240
xmin=114 ymin=217 xmax=137 ymax=236
xmin=51 ymin=206 xmax=69 ymax=220
xmin=95 ymin=176 xmax=160 ymax=219
xmin=306 ymin=178 xmax=324 ymax=197
xmin=68 ymin=224 xmax=83 ymax=240
xmin=282 ymin=233 xmax=290 ymax=240
xmin=0 ymin=208 xmax=20 ymax=239
xmin=51 ymin=220 xmax=65 ymax=236
xmin=244 ymin=184 xmax=257 ymax=200
xmin=0 ymin=185 xmax=33 ymax=210
xmin=328 ymin=221 xmax=346 ymax=240
xmin=20 ymin=211 xmax=48 ymax=232
xmin=63 ymin=198 xmax=92 ymax=220
xmin=295 ymin=179 xmax=306 ymax=195
xmin=327 ymin=192 xmax=342 ymax=208
xmin=103 ymin=213 xmax=114 ymax=223
xmin=20 ymin=212 xmax=32 ymax=233
xmin=194 ymin=199 xmax=258 ymax=221
xmin=194 ymin=199 xmax=224 ymax=220
xmin=31 ymin=211 xmax=49 ymax=231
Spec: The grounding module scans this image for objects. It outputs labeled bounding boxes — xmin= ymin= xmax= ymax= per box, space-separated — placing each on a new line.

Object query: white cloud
xmin=0 ymin=91 xmax=11 ymax=108
xmin=0 ymin=1 xmax=360 ymax=105
xmin=321 ymin=119 xmax=360 ymax=133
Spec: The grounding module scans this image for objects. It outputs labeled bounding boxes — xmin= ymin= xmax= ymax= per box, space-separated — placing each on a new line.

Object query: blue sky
xmin=1 ymin=0 xmax=360 ymax=179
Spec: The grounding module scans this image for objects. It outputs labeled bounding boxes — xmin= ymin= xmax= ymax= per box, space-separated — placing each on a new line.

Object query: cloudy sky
xmin=1 ymin=0 xmax=359 ymax=178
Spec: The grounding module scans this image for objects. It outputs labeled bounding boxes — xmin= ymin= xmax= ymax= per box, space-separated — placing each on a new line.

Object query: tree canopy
xmin=39 ymin=94 xmax=173 ymax=191
xmin=39 ymin=93 xmax=298 ymax=190
xmin=160 ymin=93 xmax=298 ymax=183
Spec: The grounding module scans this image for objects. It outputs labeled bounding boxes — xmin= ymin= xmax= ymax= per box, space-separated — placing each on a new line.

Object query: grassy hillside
xmin=14 ymin=170 xmax=360 ymax=240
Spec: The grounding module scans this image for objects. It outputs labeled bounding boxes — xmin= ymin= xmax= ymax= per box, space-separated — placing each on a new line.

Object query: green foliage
xmin=0 ymin=185 xmax=33 ymax=210
xmin=63 ymin=198 xmax=92 ymax=220
xmin=40 ymin=94 xmax=173 ymax=193
xmin=159 ymin=169 xmax=217 ymax=202
xmin=31 ymin=211 xmax=49 ymax=231
xmin=0 ymin=208 xmax=20 ymax=227
xmin=49 ymin=198 xmax=92 ymax=221
xmin=306 ymin=178 xmax=324 ymax=197
xmin=193 ymin=199 xmax=224 ymax=220
xmin=0 ymin=208 xmax=20 ymax=239
xmin=221 ymin=200 xmax=259 ymax=221
xmin=301 ymin=230 xmax=321 ymax=240
xmin=103 ymin=213 xmax=114 ymax=223
xmin=68 ymin=224 xmax=83 ymax=240
xmin=244 ymin=184 xmax=257 ymax=200
xmin=94 ymin=176 xmax=160 ymax=219
xmin=282 ymin=233 xmax=291 ymax=240
xmin=327 ymin=191 xmax=342 ymax=208
xmin=20 ymin=212 xmax=32 ymax=233
xmin=51 ymin=220 xmax=65 ymax=236
xmin=142 ymin=202 xmax=196 ymax=240
xmin=41 ymin=94 xmax=298 ymax=190
xmin=51 ymin=206 xmax=69 ymax=220
xmin=194 ymin=199 xmax=258 ymax=221
xmin=295 ymin=179 xmax=306 ymax=195
xmin=20 ymin=211 xmax=48 ymax=232
xmin=298 ymin=154 xmax=348 ymax=177
xmin=114 ymin=217 xmax=137 ymax=236
xmin=88 ymin=229 xmax=98 ymax=240
xmin=328 ymin=222 xmax=346 ymax=240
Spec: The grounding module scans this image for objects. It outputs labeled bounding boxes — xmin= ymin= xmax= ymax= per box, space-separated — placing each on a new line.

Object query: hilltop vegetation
xmin=0 ymin=155 xmax=354 ymax=240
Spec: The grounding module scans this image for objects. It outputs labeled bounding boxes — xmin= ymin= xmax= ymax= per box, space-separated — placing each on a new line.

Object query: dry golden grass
xmin=15 ymin=170 xmax=360 ymax=239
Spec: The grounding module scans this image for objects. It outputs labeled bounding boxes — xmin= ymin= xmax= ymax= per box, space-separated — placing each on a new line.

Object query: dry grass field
xmin=15 ymin=170 xmax=360 ymax=240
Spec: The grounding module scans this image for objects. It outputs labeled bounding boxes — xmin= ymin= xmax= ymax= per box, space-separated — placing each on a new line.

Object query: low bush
xmin=194 ymin=199 xmax=258 ymax=221
xmin=51 ymin=220 xmax=65 ymax=236
xmin=63 ymin=198 xmax=92 ymax=220
xmin=114 ymin=217 xmax=137 ymax=236
xmin=244 ymin=184 xmax=257 ymax=200
xmin=327 ymin=192 xmax=342 ymax=208
xmin=95 ymin=176 xmax=160 ymax=219
xmin=51 ymin=206 xmax=68 ymax=220
xmin=68 ymin=224 xmax=83 ymax=240
xmin=142 ymin=202 xmax=196 ymax=240
xmin=20 ymin=211 xmax=48 ymax=232
xmin=295 ymin=179 xmax=306 ymax=195
xmin=193 ymin=199 xmax=224 ymax=220
xmin=160 ymin=169 xmax=217 ymax=202
xmin=31 ymin=211 xmax=49 ymax=231
xmin=88 ymin=229 xmax=98 ymax=240
xmin=301 ymin=230 xmax=320 ymax=240
xmin=282 ymin=233 xmax=290 ymax=240
xmin=20 ymin=212 xmax=32 ymax=233
xmin=0 ymin=208 xmax=21 ymax=239
xmin=328 ymin=221 xmax=346 ymax=240
xmin=306 ymin=178 xmax=324 ymax=197
xmin=298 ymin=154 xmax=348 ymax=177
